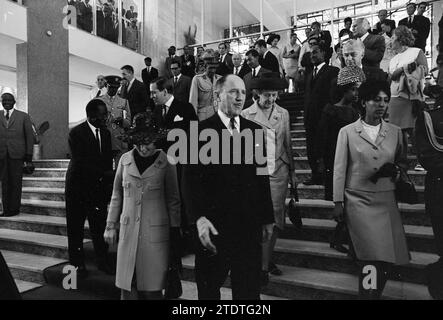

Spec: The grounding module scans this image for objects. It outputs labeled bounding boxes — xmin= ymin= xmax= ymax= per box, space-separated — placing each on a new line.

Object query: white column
xmin=118 ymin=0 xmax=122 ymax=46
xmin=293 ymin=0 xmax=297 ymax=28
xmin=260 ymin=0 xmax=264 ymax=36
xmin=201 ymin=0 xmax=205 ymax=44
xmin=229 ymin=0 xmax=233 ymax=38
xmin=92 ymin=0 xmax=97 ymax=36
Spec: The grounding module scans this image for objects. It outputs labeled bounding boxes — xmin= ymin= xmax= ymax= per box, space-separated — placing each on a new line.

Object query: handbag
xmin=287 ymin=187 xmax=303 ymax=229
xmin=330 ymin=220 xmax=351 ymax=255
xmin=395 ymin=166 xmax=419 ymax=204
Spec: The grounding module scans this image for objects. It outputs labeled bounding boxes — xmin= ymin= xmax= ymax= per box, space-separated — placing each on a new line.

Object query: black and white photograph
xmin=1 ymin=0 xmax=443 ymax=307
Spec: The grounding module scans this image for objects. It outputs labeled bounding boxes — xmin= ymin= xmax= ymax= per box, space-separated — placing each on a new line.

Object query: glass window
xmin=122 ymin=0 xmax=143 ymax=51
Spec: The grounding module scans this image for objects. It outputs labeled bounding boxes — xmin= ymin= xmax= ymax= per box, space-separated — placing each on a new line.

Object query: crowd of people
xmin=67 ymin=0 xmax=141 ymax=51
xmin=1 ymin=1 xmax=443 ymax=301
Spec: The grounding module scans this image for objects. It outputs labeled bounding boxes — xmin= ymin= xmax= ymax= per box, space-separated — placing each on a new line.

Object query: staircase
xmin=0 ymin=93 xmax=437 ymax=299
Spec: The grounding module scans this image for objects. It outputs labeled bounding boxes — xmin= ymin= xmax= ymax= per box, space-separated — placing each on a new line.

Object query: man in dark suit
xmin=77 ymin=0 xmax=93 ymax=33
xmin=165 ymin=46 xmax=179 ymax=79
xmin=304 ymin=44 xmax=339 ymax=186
xmin=168 ymin=61 xmax=192 ymax=103
xmin=310 ymin=21 xmax=333 ymax=64
xmin=141 ymin=57 xmax=159 ymax=97
xmin=217 ymin=42 xmax=234 ymax=76
xmin=180 ymin=45 xmax=196 ymax=79
xmin=65 ymin=99 xmax=114 ymax=278
xmin=399 ymin=2 xmax=430 ymax=52
xmin=353 ymin=18 xmax=386 ymax=81
xmin=231 ymin=53 xmax=251 ymax=79
xmin=243 ymin=49 xmax=271 ymax=107
xmin=0 ymin=93 xmax=34 ymax=218
xmin=372 ymin=9 xmax=396 ymax=35
xmin=190 ymin=74 xmax=274 ymax=300
xmin=255 ymin=39 xmax=280 ymax=74
xmin=121 ymin=65 xmax=150 ymax=119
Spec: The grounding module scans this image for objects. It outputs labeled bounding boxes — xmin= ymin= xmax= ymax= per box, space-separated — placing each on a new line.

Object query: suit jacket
xmin=243 ymin=67 xmax=271 ymax=103
xmin=153 ymin=97 xmax=198 ymax=152
xmin=219 ymin=53 xmax=234 ymax=75
xmin=231 ymin=64 xmax=251 ymax=79
xmin=65 ymin=122 xmax=113 ymax=206
xmin=260 ymin=52 xmax=280 ymax=73
xmin=304 ymin=65 xmax=339 ymax=128
xmin=189 ymin=114 xmax=274 ymax=244
xmin=0 ymin=109 xmax=34 ymax=161
xmin=180 ymin=55 xmax=196 ymax=78
xmin=168 ymin=75 xmax=192 ymax=103
xmin=123 ymin=79 xmax=150 ymax=118
xmin=333 ymin=120 xmax=406 ymax=202
xmin=77 ymin=1 xmax=93 ymax=33
xmin=165 ymin=56 xmax=179 ymax=79
xmin=362 ymin=33 xmax=386 ymax=69
xmin=399 ymin=15 xmax=431 ymax=51
xmin=141 ymin=67 xmax=159 ymax=92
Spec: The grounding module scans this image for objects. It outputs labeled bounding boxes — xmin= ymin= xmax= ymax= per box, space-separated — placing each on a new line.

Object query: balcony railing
xmin=66 ymin=0 xmax=143 ymax=54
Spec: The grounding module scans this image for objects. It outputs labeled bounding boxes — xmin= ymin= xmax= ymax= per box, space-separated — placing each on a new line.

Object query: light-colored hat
xmin=337 ymin=66 xmax=366 ymax=86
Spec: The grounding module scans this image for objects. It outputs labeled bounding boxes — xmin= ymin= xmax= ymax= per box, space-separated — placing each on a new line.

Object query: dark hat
xmin=168 ymin=46 xmax=176 ymax=50
xmin=118 ymin=112 xmax=168 ymax=146
xmin=266 ymin=33 xmax=281 ymax=45
xmin=250 ymin=72 xmax=288 ymax=91
xmin=105 ymin=75 xmax=123 ymax=87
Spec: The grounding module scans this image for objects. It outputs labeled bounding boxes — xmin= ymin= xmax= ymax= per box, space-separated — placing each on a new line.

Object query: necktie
xmin=174 ymin=76 xmax=178 ymax=85
xmin=235 ymin=67 xmax=239 ymax=75
xmin=95 ymin=128 xmax=101 ymax=154
xmin=162 ymin=105 xmax=167 ymax=118
xmin=96 ymin=89 xmax=102 ymax=98
xmin=230 ymin=118 xmax=238 ymax=133
xmin=313 ymin=66 xmax=318 ymax=78
xmin=409 ymin=16 xmax=413 ymax=25
xmin=5 ymin=110 xmax=10 ymax=121
xmin=252 ymin=68 xmax=256 ymax=77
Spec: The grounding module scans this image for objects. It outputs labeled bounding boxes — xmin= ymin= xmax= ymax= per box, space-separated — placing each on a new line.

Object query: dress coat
xmin=189 ymin=73 xmax=222 ymax=122
xmin=107 ymin=150 xmax=181 ymax=292
xmin=241 ymin=102 xmax=294 ymax=229
xmin=334 ymin=120 xmax=410 ymax=264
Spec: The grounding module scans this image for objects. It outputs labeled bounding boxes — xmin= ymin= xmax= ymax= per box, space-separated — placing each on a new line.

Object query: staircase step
xmin=0 ymin=214 xmax=89 ymax=237
xmin=33 ymin=160 xmax=69 ymax=169
xmin=297 ymin=184 xmax=425 ymax=204
xmin=23 ymin=177 xmax=65 ymax=189
xmin=21 ymin=199 xmax=66 ymax=217
xmin=0 ymin=229 xmax=89 ymax=259
xmin=22 ymin=188 xmax=65 ymax=202
xmin=15 ymin=279 xmax=42 ymax=294
xmin=25 ymin=168 xmax=67 ymax=178
xmin=294 ymin=199 xmax=429 ymax=226
xmin=271 ymin=238 xmax=438 ymax=284
xmin=180 ymin=256 xmax=432 ymax=300
xmin=3 ymin=250 xmax=66 ymax=284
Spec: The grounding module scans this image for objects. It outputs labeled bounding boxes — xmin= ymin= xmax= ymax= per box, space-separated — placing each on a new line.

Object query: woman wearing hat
xmin=104 ymin=113 xmax=181 ymax=300
xmin=317 ymin=66 xmax=365 ymax=201
xmin=241 ymin=73 xmax=295 ymax=283
xmin=267 ymin=34 xmax=284 ymax=76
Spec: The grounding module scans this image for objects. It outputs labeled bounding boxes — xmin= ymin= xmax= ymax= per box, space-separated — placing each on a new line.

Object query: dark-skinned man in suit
xmin=243 ymin=49 xmax=271 ymax=108
xmin=303 ymin=43 xmax=339 ymax=186
xmin=168 ymin=61 xmax=192 ymax=103
xmin=65 ymin=99 xmax=115 ymax=278
xmin=0 ymin=92 xmax=34 ymax=218
xmin=189 ymin=74 xmax=274 ymax=300
xmin=141 ymin=57 xmax=159 ymax=95
xmin=121 ymin=64 xmax=150 ymax=120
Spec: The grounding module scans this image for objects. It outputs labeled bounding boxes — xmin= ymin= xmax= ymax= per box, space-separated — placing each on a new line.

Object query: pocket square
xmin=174 ymin=115 xmax=184 ymax=122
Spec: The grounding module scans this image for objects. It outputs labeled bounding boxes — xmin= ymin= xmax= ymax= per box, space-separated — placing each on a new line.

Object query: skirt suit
xmin=107 ymin=150 xmax=181 ymax=292
xmin=334 ymin=120 xmax=410 ymax=264
xmin=242 ymin=103 xmax=294 ymax=230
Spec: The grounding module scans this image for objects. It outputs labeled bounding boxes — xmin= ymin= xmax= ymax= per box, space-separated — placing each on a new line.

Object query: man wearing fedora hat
xmin=189 ymin=52 xmax=222 ymax=121
xmin=0 ymin=92 xmax=34 ymax=218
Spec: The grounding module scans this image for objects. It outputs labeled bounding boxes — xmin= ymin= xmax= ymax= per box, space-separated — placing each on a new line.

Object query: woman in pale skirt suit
xmin=242 ymin=73 xmax=296 ymax=284
xmin=104 ymin=113 xmax=181 ymax=300
xmin=333 ymin=81 xmax=410 ymax=299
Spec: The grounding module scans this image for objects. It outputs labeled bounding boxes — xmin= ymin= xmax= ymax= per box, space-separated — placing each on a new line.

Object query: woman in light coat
xmin=104 ymin=113 xmax=181 ymax=300
xmin=242 ymin=73 xmax=295 ymax=285
xmin=333 ymin=81 xmax=410 ymax=299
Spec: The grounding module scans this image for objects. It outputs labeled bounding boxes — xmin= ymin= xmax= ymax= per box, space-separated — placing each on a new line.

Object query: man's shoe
xmin=268 ymin=262 xmax=283 ymax=276
xmin=98 ymin=262 xmax=116 ymax=275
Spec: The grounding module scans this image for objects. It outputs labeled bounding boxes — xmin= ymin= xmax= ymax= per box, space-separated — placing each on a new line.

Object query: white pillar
xmin=293 ymin=0 xmax=297 ymax=28
xmin=201 ymin=0 xmax=205 ymax=44
xmin=229 ymin=0 xmax=233 ymax=38
xmin=118 ymin=0 xmax=122 ymax=46
xmin=260 ymin=0 xmax=264 ymax=36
